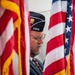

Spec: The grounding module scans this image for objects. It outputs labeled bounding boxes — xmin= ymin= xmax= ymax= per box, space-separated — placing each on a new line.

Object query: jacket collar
xmin=30 ymin=60 xmax=42 ymax=75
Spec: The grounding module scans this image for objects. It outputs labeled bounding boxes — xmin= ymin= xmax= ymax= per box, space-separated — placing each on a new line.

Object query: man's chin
xmin=35 ymin=51 xmax=40 ymax=55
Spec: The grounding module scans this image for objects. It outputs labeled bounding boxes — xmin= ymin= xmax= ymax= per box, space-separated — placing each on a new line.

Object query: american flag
xmin=0 ymin=0 xmax=30 ymax=75
xmin=0 ymin=2 xmax=18 ymax=75
xmin=64 ymin=0 xmax=72 ymax=57
xmin=64 ymin=0 xmax=73 ymax=74
xmin=19 ymin=0 xmax=30 ymax=75
xmin=43 ymin=0 xmax=74 ymax=75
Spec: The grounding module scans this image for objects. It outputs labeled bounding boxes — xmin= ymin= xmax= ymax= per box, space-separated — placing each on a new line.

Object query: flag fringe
xmin=54 ymin=69 xmax=66 ymax=75
xmin=2 ymin=50 xmax=14 ymax=75
xmin=17 ymin=20 xmax=22 ymax=75
xmin=66 ymin=53 xmax=70 ymax=75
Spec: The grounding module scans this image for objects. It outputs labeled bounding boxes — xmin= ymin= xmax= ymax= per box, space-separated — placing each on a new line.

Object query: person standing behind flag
xmin=30 ymin=11 xmax=46 ymax=75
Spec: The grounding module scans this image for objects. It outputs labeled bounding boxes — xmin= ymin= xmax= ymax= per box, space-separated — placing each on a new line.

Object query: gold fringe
xmin=67 ymin=53 xmax=70 ymax=75
xmin=18 ymin=22 xmax=22 ymax=75
xmin=54 ymin=69 xmax=66 ymax=75
xmin=2 ymin=51 xmax=14 ymax=75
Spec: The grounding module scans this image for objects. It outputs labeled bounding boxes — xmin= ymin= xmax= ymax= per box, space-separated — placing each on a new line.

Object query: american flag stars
xmin=66 ymin=25 xmax=71 ymax=32
xmin=65 ymin=0 xmax=73 ymax=55
xmin=67 ymin=15 xmax=72 ymax=22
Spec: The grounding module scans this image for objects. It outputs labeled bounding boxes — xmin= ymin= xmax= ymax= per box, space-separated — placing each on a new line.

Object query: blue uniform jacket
xmin=30 ymin=58 xmax=43 ymax=75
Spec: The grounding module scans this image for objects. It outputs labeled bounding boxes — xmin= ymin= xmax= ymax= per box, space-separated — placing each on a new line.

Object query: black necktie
xmin=32 ymin=58 xmax=42 ymax=73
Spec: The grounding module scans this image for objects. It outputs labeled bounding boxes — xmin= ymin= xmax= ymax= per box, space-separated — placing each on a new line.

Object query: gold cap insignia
xmin=30 ymin=19 xmax=34 ymax=24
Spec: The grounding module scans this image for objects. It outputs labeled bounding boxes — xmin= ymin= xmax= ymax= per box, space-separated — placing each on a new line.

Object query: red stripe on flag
xmin=0 ymin=10 xmax=11 ymax=35
xmin=1 ymin=36 xmax=14 ymax=64
xmin=70 ymin=0 xmax=75 ymax=74
xmin=14 ymin=29 xmax=18 ymax=53
xmin=46 ymin=34 xmax=64 ymax=54
xmin=43 ymin=58 xmax=66 ymax=75
xmin=70 ymin=49 xmax=74 ymax=75
xmin=1 ymin=35 xmax=14 ymax=74
xmin=20 ymin=0 xmax=26 ymax=74
xmin=49 ymin=12 xmax=66 ymax=28
xmin=19 ymin=0 xmax=29 ymax=74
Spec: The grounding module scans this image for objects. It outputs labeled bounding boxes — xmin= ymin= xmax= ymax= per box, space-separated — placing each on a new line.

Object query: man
xmin=30 ymin=11 xmax=46 ymax=75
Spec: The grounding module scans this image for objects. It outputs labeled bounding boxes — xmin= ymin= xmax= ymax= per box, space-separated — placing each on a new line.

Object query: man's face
xmin=30 ymin=31 xmax=44 ymax=57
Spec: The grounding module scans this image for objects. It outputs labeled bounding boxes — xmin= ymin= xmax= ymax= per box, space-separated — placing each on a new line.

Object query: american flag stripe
xmin=44 ymin=45 xmax=65 ymax=70
xmin=19 ymin=0 xmax=26 ymax=75
xmin=0 ymin=10 xmax=12 ymax=36
xmin=18 ymin=0 xmax=30 ymax=75
xmin=49 ymin=13 xmax=66 ymax=28
xmin=24 ymin=0 xmax=30 ymax=75
xmin=43 ymin=58 xmax=65 ymax=75
xmin=73 ymin=43 xmax=75 ymax=74
xmin=70 ymin=19 xmax=74 ymax=74
xmin=0 ymin=7 xmax=5 ymax=18
xmin=48 ymin=23 xmax=65 ymax=42
xmin=73 ymin=39 xmax=75 ymax=75
xmin=0 ymin=17 xmax=14 ymax=56
xmin=1 ymin=34 xmax=14 ymax=63
xmin=46 ymin=34 xmax=64 ymax=53
xmin=12 ymin=51 xmax=19 ymax=75
xmin=13 ymin=28 xmax=19 ymax=75
xmin=0 ymin=10 xmax=14 ymax=74
xmin=43 ymin=0 xmax=68 ymax=75
xmin=70 ymin=0 xmax=75 ymax=74
xmin=72 ymin=1 xmax=75 ymax=74
xmin=50 ymin=1 xmax=67 ymax=16
xmin=19 ymin=0 xmax=27 ymax=75
xmin=0 ymin=11 xmax=13 ymax=55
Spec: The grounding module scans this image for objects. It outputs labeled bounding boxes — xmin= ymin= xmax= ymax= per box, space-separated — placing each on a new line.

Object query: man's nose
xmin=38 ymin=38 xmax=43 ymax=44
